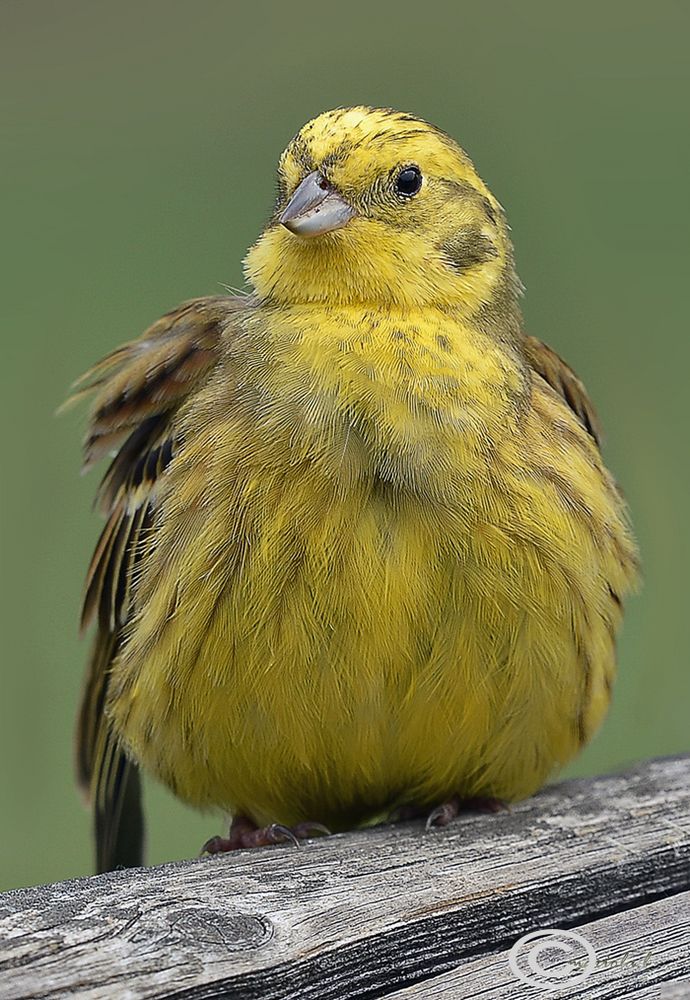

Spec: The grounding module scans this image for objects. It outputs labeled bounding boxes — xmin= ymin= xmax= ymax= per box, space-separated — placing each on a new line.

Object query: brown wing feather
xmin=71 ymin=294 xmax=241 ymax=872
xmin=66 ymin=295 xmax=240 ymax=473
xmin=523 ymin=335 xmax=602 ymax=447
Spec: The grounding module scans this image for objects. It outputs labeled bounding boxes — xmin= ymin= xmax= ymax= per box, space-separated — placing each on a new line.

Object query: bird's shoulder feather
xmin=522 ymin=334 xmax=602 ymax=447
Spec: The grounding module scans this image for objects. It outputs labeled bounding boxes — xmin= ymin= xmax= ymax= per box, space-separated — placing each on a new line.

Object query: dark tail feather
xmin=76 ymin=632 xmax=145 ymax=873
xmin=94 ymin=730 xmax=145 ymax=873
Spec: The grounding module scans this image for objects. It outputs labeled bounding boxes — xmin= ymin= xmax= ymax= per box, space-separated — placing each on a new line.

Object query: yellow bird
xmin=71 ymin=107 xmax=638 ymax=872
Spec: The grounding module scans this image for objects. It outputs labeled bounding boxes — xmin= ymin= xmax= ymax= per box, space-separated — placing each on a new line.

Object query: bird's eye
xmin=395 ymin=166 xmax=423 ymax=197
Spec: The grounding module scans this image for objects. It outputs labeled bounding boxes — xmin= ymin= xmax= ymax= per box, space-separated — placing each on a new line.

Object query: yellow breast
xmin=107 ymin=305 xmax=636 ymax=827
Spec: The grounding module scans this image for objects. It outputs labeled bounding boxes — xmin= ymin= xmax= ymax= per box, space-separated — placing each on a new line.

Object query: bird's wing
xmin=523 ymin=335 xmax=602 ymax=447
xmin=69 ymin=295 xmax=242 ymax=872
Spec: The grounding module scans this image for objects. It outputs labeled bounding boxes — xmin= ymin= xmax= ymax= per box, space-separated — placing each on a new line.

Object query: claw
xmin=201 ymin=835 xmax=234 ymax=855
xmin=426 ymin=798 xmax=461 ymax=830
xmin=291 ymin=821 xmax=331 ymax=838
xmin=426 ymin=795 xmax=508 ymax=830
xmin=265 ymin=823 xmax=301 ymax=847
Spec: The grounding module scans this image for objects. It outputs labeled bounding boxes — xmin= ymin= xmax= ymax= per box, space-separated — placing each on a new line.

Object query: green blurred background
xmin=2 ymin=1 xmax=688 ymax=892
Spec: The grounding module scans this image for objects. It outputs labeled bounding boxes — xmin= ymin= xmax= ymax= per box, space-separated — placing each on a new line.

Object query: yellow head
xmin=245 ymin=107 xmax=522 ymax=327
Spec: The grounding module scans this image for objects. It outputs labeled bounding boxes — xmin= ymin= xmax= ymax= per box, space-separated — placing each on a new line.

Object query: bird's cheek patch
xmin=440 ymin=227 xmax=499 ymax=272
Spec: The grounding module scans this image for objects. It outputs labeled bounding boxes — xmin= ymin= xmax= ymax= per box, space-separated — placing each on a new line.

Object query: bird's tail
xmin=76 ymin=633 xmax=145 ymax=873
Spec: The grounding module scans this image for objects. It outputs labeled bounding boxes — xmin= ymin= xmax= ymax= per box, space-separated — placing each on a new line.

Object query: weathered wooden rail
xmin=1 ymin=756 xmax=688 ymax=999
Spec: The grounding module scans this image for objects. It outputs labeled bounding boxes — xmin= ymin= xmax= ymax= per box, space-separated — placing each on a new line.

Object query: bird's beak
xmin=280 ymin=171 xmax=357 ymax=237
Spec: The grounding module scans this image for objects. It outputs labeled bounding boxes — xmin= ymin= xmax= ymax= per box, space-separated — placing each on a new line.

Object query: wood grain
xmin=0 ymin=756 xmax=688 ymax=999
xmin=389 ymin=892 xmax=690 ymax=998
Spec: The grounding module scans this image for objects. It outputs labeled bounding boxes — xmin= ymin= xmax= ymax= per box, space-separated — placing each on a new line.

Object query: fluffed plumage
xmin=71 ymin=107 xmax=638 ymax=871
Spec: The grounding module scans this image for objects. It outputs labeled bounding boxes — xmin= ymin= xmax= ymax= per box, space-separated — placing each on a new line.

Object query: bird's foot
xmin=389 ymin=796 xmax=508 ymax=829
xmin=425 ymin=795 xmax=508 ymax=830
xmin=201 ymin=814 xmax=331 ymax=854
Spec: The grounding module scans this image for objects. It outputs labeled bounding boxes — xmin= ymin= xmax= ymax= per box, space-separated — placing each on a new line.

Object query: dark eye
xmin=395 ymin=166 xmax=423 ymax=197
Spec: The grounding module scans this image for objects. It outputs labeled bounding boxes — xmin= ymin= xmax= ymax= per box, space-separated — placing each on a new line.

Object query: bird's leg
xmin=201 ymin=814 xmax=331 ymax=854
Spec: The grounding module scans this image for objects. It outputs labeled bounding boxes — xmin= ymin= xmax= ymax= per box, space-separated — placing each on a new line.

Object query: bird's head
xmin=245 ymin=107 xmax=521 ymax=326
